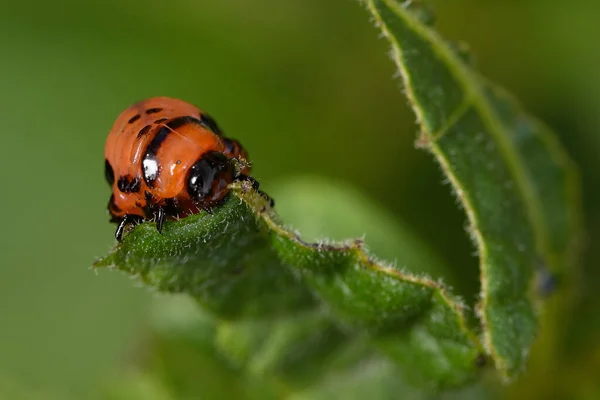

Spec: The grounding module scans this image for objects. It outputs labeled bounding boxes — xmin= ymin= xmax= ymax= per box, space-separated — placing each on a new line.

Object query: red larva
xmin=104 ymin=96 xmax=271 ymax=241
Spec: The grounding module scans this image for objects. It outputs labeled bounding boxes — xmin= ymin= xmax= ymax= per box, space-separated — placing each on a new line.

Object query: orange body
xmin=104 ymin=97 xmax=249 ymax=222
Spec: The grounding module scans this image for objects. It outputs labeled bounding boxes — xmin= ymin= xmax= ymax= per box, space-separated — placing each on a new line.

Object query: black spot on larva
xmin=145 ymin=117 xmax=203 ymax=158
xmin=117 ymin=175 xmax=141 ymax=193
xmin=117 ymin=176 xmax=128 ymax=192
xmin=199 ymin=113 xmax=222 ymax=135
xmin=128 ymin=114 xmax=141 ymax=124
xmin=145 ymin=107 xmax=163 ymax=115
xmin=154 ymin=118 xmax=168 ymax=124
xmin=137 ymin=124 xmax=152 ymax=139
xmin=129 ymin=177 xmax=141 ymax=193
xmin=104 ymin=159 xmax=115 ymax=186
xmin=143 ymin=116 xmax=204 ymax=187
xmin=167 ymin=115 xmax=203 ymax=130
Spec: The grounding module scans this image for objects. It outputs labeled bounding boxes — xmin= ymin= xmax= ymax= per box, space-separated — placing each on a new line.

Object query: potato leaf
xmin=362 ymin=0 xmax=581 ymax=378
xmin=96 ymin=184 xmax=482 ymax=388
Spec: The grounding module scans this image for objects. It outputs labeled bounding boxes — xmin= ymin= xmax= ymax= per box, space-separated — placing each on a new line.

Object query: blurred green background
xmin=0 ymin=0 xmax=598 ymax=398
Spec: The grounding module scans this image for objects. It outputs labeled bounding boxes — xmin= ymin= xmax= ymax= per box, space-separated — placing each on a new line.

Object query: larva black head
xmin=186 ymin=151 xmax=234 ymax=203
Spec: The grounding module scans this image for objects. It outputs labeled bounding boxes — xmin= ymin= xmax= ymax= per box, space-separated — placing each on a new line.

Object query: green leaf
xmin=95 ymin=0 xmax=581 ymax=389
xmin=270 ymin=176 xmax=452 ymax=282
xmin=362 ymin=0 xmax=581 ymax=378
xmin=95 ymin=184 xmax=483 ymax=388
xmin=103 ymin=297 xmax=485 ymax=400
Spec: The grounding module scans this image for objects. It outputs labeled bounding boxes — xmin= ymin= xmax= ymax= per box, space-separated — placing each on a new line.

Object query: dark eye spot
xmin=128 ymin=114 xmax=141 ymax=124
xmin=105 ymin=159 xmax=115 ymax=185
